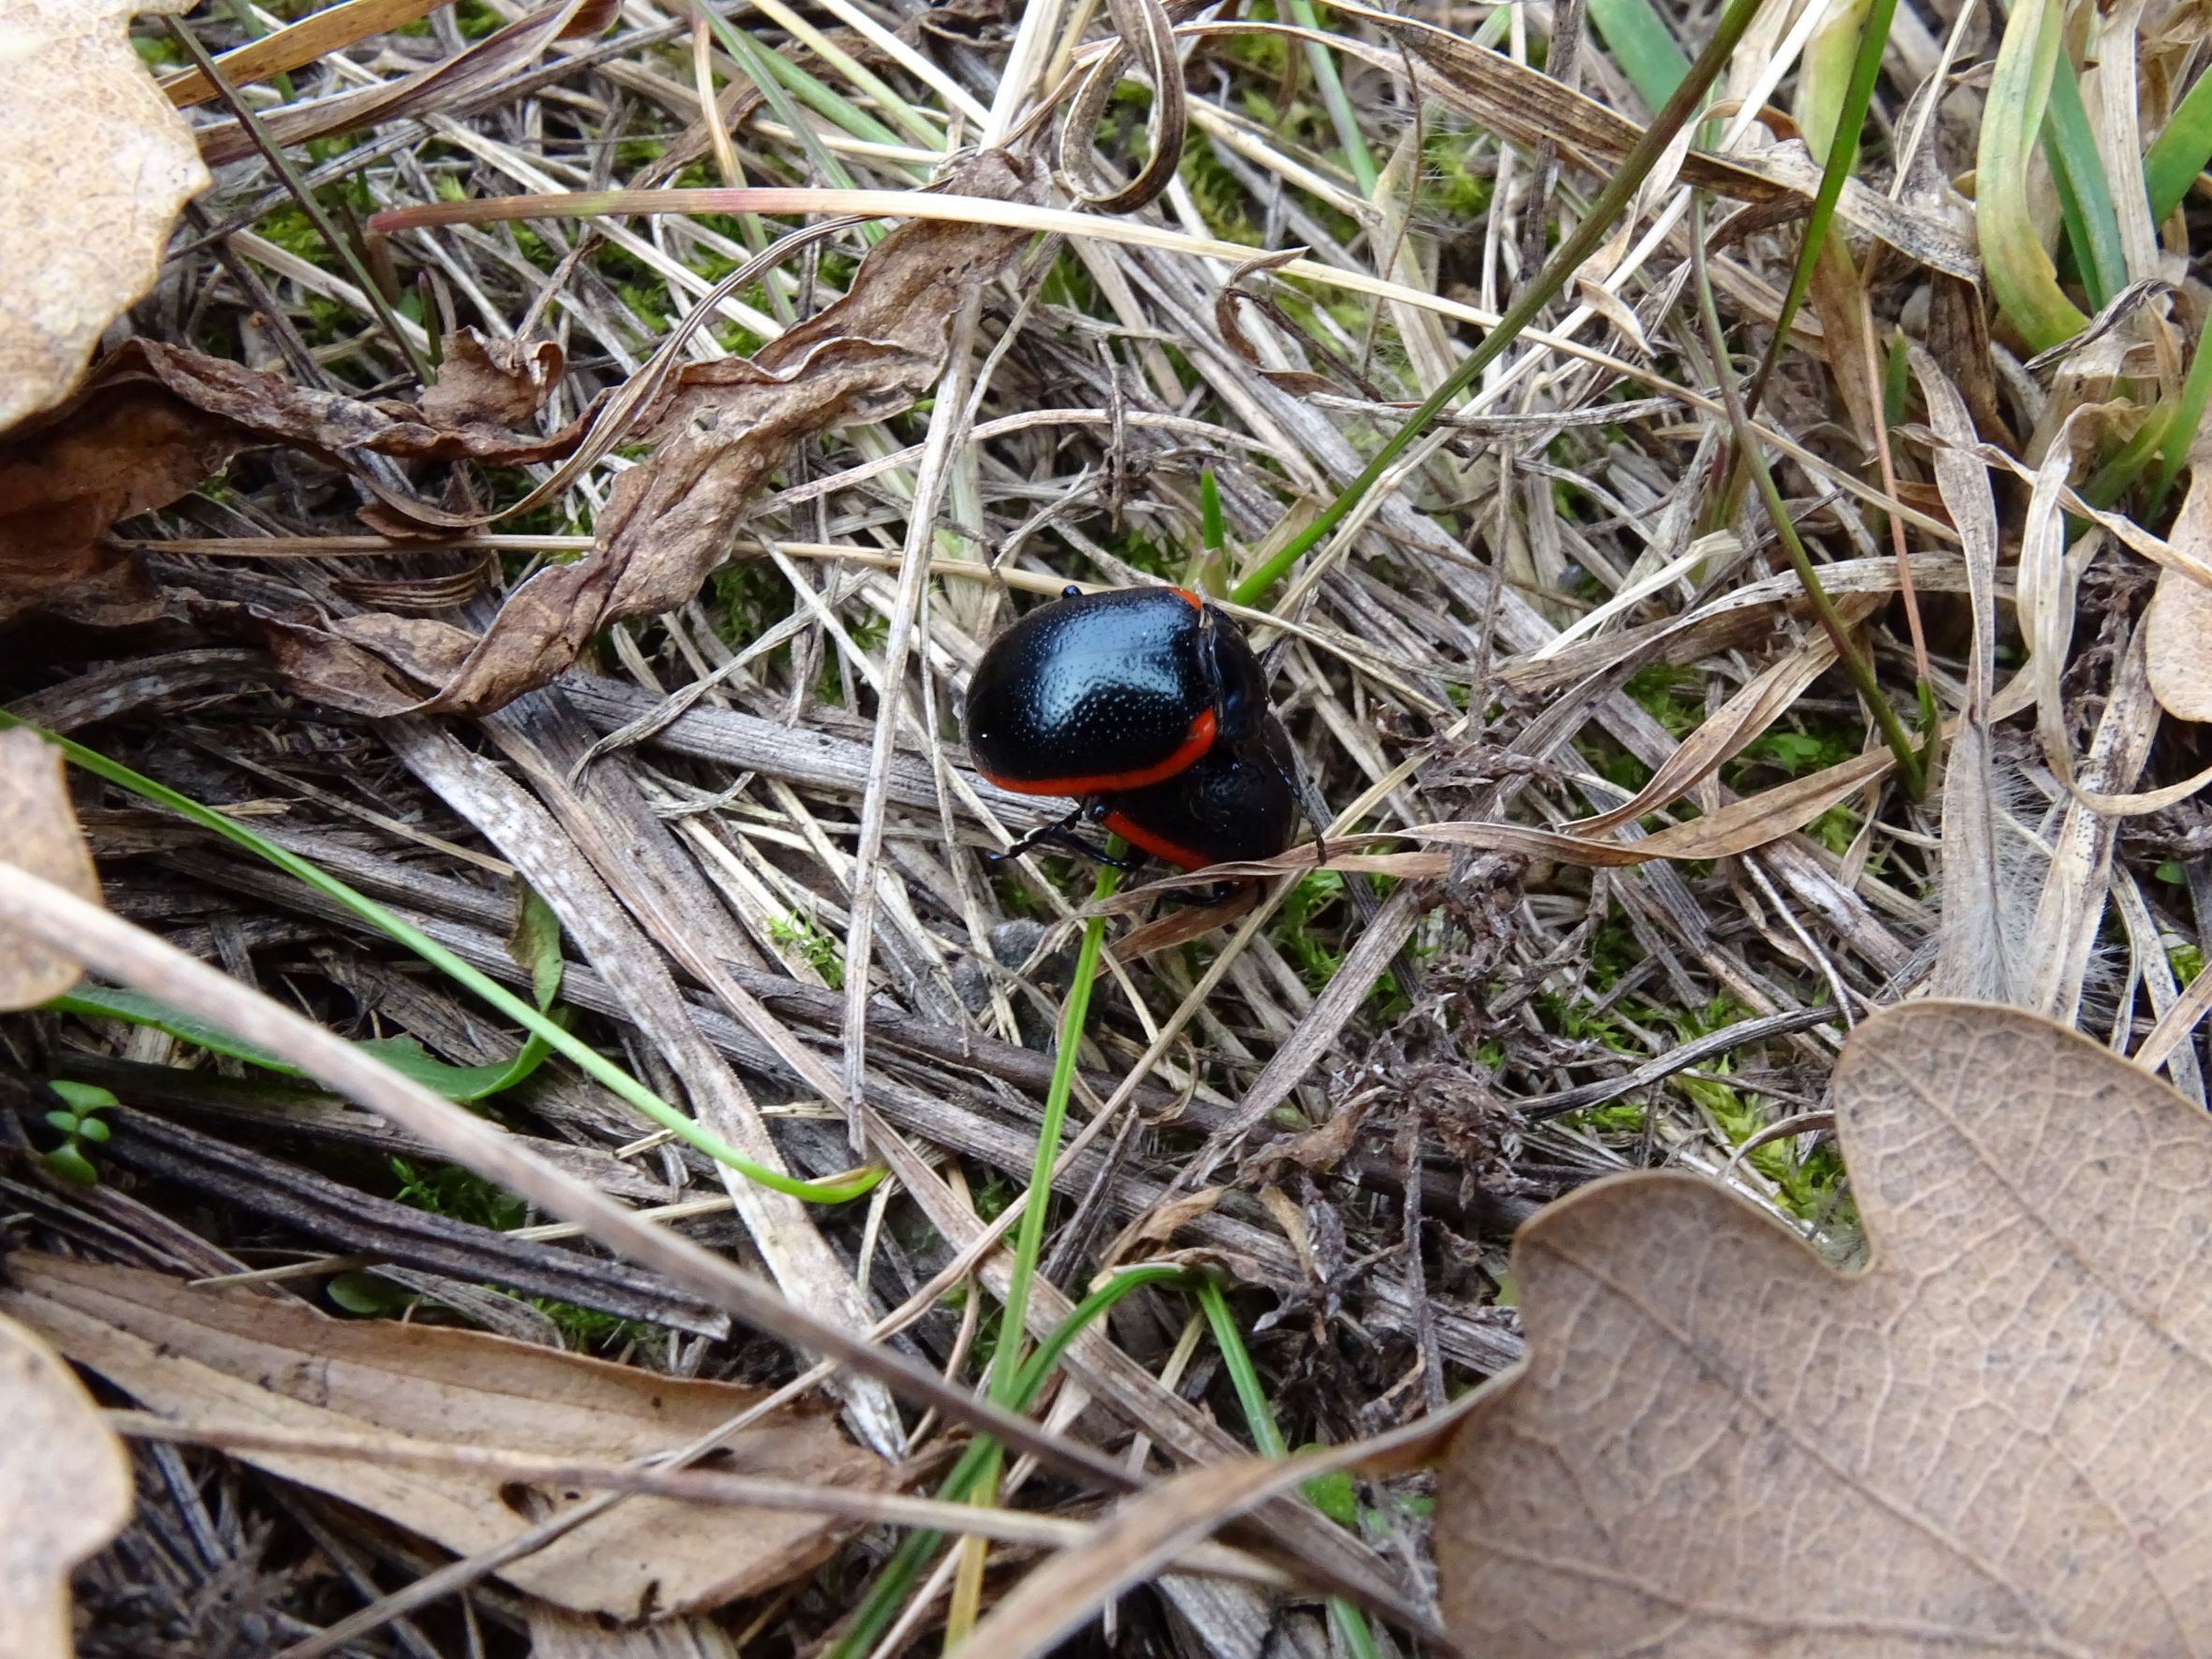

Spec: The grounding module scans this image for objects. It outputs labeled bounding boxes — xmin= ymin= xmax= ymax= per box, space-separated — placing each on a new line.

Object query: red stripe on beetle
xmin=975 ymin=707 xmax=1217 ymax=797
xmin=1100 ymin=808 xmax=1213 ymax=872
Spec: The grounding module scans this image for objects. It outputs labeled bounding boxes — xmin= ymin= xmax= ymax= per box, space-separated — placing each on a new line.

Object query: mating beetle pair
xmin=965 ymin=586 xmax=1306 ymax=872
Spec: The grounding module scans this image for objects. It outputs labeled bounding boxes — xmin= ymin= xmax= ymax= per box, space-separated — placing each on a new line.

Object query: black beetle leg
xmin=990 ymin=802 xmax=1086 ymax=862
xmin=991 ymin=803 xmax=1138 ymax=869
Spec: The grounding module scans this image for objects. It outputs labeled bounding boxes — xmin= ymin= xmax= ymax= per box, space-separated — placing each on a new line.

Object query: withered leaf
xmin=0 ymin=338 xmax=590 ymax=624
xmin=1438 ymin=1000 xmax=2212 ymax=1657
xmin=419 ymin=327 xmax=566 ymax=433
xmin=3 ymin=1255 xmax=882 ymax=1621
xmin=2147 ymin=468 xmax=2212 ymax=722
xmin=0 ymin=0 xmax=207 ymax=433
xmin=379 ymin=148 xmax=1041 ymax=716
xmin=0 ymin=1311 xmax=132 ymax=1659
xmin=0 ymin=730 xmax=103 ymax=1009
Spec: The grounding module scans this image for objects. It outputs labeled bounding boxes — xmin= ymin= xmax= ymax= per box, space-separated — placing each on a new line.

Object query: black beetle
xmin=964 ymin=586 xmax=1269 ymax=796
xmin=967 ymin=586 xmax=1318 ymax=875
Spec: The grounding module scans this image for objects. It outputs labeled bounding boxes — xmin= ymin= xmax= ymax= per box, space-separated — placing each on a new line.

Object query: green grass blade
xmin=50 ymin=984 xmax=559 ymax=1103
xmin=2146 ymin=65 xmax=2212 ymax=219
xmin=1197 ymin=1279 xmax=1378 ymax=1659
xmin=2144 ymin=317 xmax=2212 ymax=510
xmin=1977 ymin=0 xmax=2089 ymax=351
xmin=823 ymin=1265 xmax=1191 ymax=1659
xmin=1744 ymin=0 xmax=1895 ymax=412
xmin=3 ymin=719 xmax=883 ymax=1204
xmin=1286 ymin=0 xmax=1381 ymax=195
xmin=1584 ymin=0 xmax=1692 ymax=110
xmin=2044 ymin=54 xmax=2129 ymax=307
xmin=987 ymin=858 xmax=1121 ymax=1411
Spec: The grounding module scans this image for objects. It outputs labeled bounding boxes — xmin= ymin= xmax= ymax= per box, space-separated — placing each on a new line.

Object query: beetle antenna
xmin=1272 ymin=751 xmax=1332 ymax=867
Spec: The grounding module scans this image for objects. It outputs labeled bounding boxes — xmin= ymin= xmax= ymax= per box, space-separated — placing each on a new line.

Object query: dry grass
xmin=4 ymin=0 xmax=2210 ymax=1649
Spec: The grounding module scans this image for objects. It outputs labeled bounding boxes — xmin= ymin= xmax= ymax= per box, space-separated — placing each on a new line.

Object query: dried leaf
xmin=0 ymin=0 xmax=207 ymax=433
xmin=419 ymin=328 xmax=566 ymax=432
xmin=1437 ymin=1000 xmax=2212 ymax=1657
xmin=2147 ymin=466 xmax=2212 ymax=721
xmin=2 ymin=1255 xmax=881 ymax=1620
xmin=0 ymin=1310 xmax=131 ymax=1659
xmin=0 ymin=340 xmax=590 ymax=621
xmin=1099 ymin=1187 xmax=1225 ymax=1268
xmin=1916 ymin=346 xmax=2025 ymax=1004
xmin=2147 ymin=564 xmax=2212 ymax=720
xmin=0 ymin=730 xmax=101 ymax=1009
xmin=369 ymin=149 xmax=1041 ymax=715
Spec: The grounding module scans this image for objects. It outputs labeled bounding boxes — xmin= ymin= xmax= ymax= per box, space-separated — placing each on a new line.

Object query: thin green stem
xmin=825 ymin=1265 xmax=1191 ymax=1659
xmin=1228 ymin=0 xmax=1774 ymax=609
xmin=1286 ymin=0 xmax=1380 ymax=196
xmin=8 ymin=719 xmax=883 ymax=1203
xmin=1686 ymin=201 xmax=1926 ymax=799
xmin=1742 ymin=0 xmax=1897 ymax=417
xmin=989 ymin=859 xmax=1122 ymax=1410
xmin=1197 ymin=1280 xmax=1377 ymax=1659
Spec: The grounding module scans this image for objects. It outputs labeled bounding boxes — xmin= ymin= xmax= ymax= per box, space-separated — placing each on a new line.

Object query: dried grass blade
xmin=193 ymin=0 xmax=587 ymax=167
xmin=0 ymin=862 xmax=1138 ymax=1493
xmin=1914 ymin=347 xmax=2018 ymax=1003
xmin=161 ymin=0 xmax=449 ymax=108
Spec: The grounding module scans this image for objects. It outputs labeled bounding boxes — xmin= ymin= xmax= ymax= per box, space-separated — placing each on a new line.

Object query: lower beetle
xmin=963 ymin=586 xmax=1269 ymax=796
xmin=1095 ymin=713 xmax=1300 ymax=871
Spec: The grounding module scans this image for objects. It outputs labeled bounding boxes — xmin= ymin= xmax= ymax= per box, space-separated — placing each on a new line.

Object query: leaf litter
xmin=2 ymin=1254 xmax=880 ymax=1621
xmin=2 ymin=0 xmax=2212 ymax=1649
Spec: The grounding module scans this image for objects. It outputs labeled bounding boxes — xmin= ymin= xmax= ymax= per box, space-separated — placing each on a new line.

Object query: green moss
xmin=1420 ymin=128 xmax=1493 ymax=221
xmin=389 ymin=1157 xmax=528 ymax=1230
xmin=1273 ymin=870 xmax=1346 ymax=994
xmin=1182 ymin=141 xmax=1264 ymax=247
xmin=770 ymin=912 xmax=846 ymax=988
xmin=455 ymin=0 xmax=503 ymax=38
xmin=1624 ymin=663 xmax=1702 ymax=739
xmin=530 ymin=1299 xmax=661 ymax=1352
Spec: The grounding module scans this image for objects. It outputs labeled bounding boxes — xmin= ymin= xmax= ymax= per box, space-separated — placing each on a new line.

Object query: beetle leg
xmin=991 ymin=804 xmax=1137 ymax=868
xmin=991 ymin=802 xmax=1086 ymax=861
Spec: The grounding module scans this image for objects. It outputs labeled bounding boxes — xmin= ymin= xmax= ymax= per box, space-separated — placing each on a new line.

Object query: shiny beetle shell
xmin=964 ymin=587 xmax=1268 ymax=796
